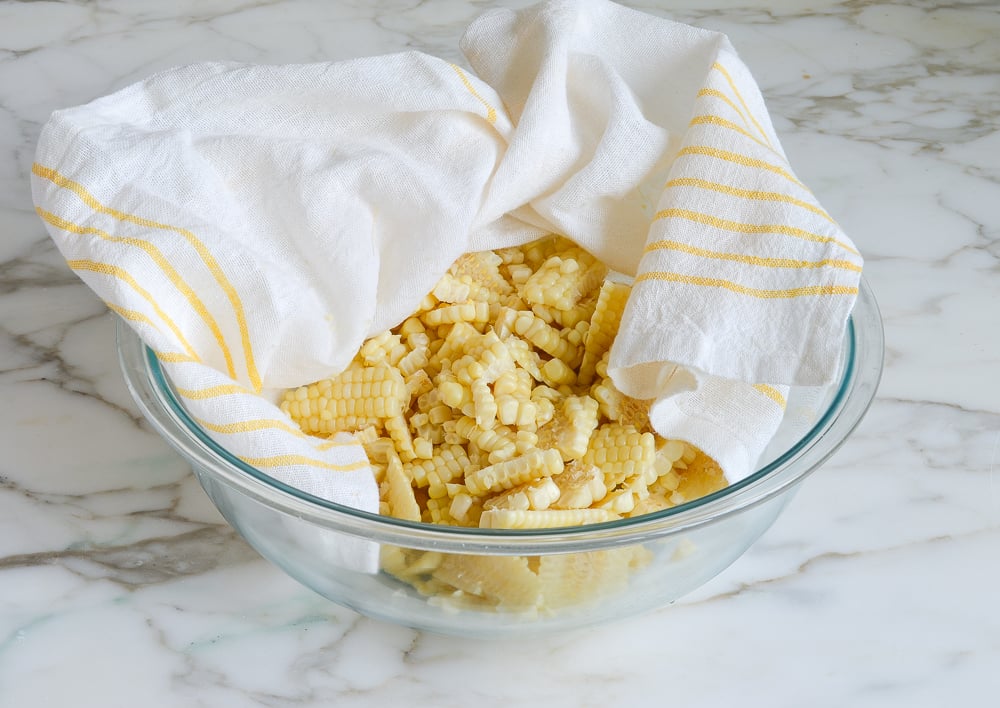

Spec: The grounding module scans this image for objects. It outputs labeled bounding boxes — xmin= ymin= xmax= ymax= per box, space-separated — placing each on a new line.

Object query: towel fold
xmin=32 ymin=0 xmax=860 ymax=572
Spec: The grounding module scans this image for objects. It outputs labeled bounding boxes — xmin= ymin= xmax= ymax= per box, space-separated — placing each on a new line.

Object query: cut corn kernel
xmin=383 ymin=455 xmax=421 ymax=522
xmin=577 ymin=281 xmax=630 ymax=386
xmin=423 ymin=301 xmax=491 ymax=327
xmin=482 ymin=476 xmax=561 ymax=512
xmin=405 ymin=443 xmax=471 ymax=488
xmin=583 ymin=423 xmax=656 ymax=487
xmin=512 ymin=310 xmax=581 ymax=367
xmin=551 ymin=460 xmax=607 ymax=509
xmin=479 ymin=507 xmax=617 ymax=529
xmin=465 ymin=448 xmax=564 ymax=497
xmin=280 ymin=364 xmax=406 ymax=435
xmin=522 ymin=247 xmax=608 ymax=311
xmin=536 ymin=395 xmax=599 ymax=461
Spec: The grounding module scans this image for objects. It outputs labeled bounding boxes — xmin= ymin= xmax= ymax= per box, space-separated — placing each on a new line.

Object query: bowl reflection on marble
xmin=116 ymin=278 xmax=883 ymax=638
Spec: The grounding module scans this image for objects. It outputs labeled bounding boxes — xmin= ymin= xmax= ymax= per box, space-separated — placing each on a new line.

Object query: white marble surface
xmin=2 ymin=0 xmax=998 ymax=705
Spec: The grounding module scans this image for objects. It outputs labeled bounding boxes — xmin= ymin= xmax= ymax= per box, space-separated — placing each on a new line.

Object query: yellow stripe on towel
xmin=316 ymin=438 xmax=360 ymax=450
xmin=676 ymin=146 xmax=806 ymax=190
xmin=175 ymin=384 xmax=252 ymax=399
xmin=195 ymin=416 xmax=307 ymax=437
xmin=153 ymin=351 xmax=202 ymax=364
xmin=697 ymin=89 xmax=752 ymax=131
xmin=644 ymin=240 xmax=862 ymax=272
xmin=635 ymin=271 xmax=859 ymax=299
xmin=689 ymin=114 xmax=777 ymax=156
xmin=665 ymin=178 xmax=834 ymax=223
xmin=33 ymin=163 xmax=261 ymax=392
xmin=37 ymin=207 xmax=237 ymax=380
xmin=653 ymin=208 xmax=860 ymax=256
xmin=239 ymin=454 xmax=369 ymax=473
xmin=753 ymin=384 xmax=787 ymax=408
xmin=711 ymin=62 xmax=774 ymax=148
xmin=450 ymin=64 xmax=498 ymax=126
xmin=67 ymin=258 xmax=200 ymax=360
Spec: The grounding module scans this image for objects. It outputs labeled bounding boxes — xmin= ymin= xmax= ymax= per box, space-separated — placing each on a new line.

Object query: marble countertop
xmin=3 ymin=1 xmax=998 ymax=705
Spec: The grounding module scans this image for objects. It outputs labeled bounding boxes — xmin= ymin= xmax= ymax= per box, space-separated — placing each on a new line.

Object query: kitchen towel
xmin=32 ymin=0 xmax=861 ymax=570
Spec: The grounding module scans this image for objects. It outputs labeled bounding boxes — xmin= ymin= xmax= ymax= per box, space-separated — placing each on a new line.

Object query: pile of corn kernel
xmin=281 ymin=235 xmax=727 ymax=610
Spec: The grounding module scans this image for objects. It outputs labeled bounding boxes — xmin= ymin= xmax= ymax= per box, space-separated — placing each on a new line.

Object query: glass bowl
xmin=117 ymin=278 xmax=883 ymax=637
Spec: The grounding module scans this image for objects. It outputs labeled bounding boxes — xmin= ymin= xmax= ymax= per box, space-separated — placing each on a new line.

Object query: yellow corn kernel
xmin=514 ymin=429 xmax=539 ymax=455
xmin=493 ymin=369 xmax=527 ymax=426
xmin=437 ymin=377 xmax=469 ymax=408
xmin=464 ymin=448 xmax=564 ymax=497
xmin=425 ymin=495 xmax=456 ymax=524
xmin=583 ymin=423 xmax=656 ymax=487
xmin=415 ymin=292 xmax=438 ymax=313
xmin=479 ymin=507 xmax=617 ymax=529
xmin=522 ymin=247 xmax=607 ymax=311
xmin=404 ymin=368 xmax=433 ymax=399
xmin=551 ymin=460 xmax=607 ymax=509
xmin=452 ymin=332 xmax=514 ymax=385
xmin=454 ymin=416 xmax=516 ymax=461
xmin=448 ymin=251 xmax=514 ymax=298
xmin=504 ymin=335 xmax=545 ymax=382
xmin=383 ymin=455 xmax=421 ymax=522
xmin=595 ymin=484 xmax=637 ymax=515
xmin=532 ymin=396 xmax=556 ymax=429
xmin=493 ymin=306 xmax=519 ymax=339
xmin=405 ymin=443 xmax=471 ymax=488
xmin=413 ymin=437 xmax=433 ymax=460
xmin=512 ymin=310 xmax=581 ymax=367
xmin=385 ymin=414 xmax=416 ymax=462
xmin=449 ymin=491 xmax=476 ymax=525
xmin=466 ymin=444 xmax=488 ymax=470
xmin=427 ymin=404 xmax=454 ymax=426
xmin=521 ymin=234 xmax=570 ymax=269
xmin=398 ymin=345 xmax=430 ymax=379
xmin=553 ymin=293 xmax=598 ymax=330
xmin=657 ymin=438 xmax=687 ymax=465
xmin=482 ymin=476 xmax=560 ymax=512
xmin=577 ymin=280 xmax=631 ymax=386
xmin=650 ymin=468 xmax=681 ymax=494
xmin=540 ymin=357 xmax=576 ymax=387
xmin=432 ymin=273 xmax=472 ymax=303
xmin=537 ymin=395 xmax=599 ymax=461
xmin=398 ymin=316 xmax=425 ymax=338
xmin=673 ymin=447 xmax=728 ymax=502
xmin=429 ymin=321 xmax=478 ymax=367
xmin=281 ymin=364 xmax=406 ymax=435
xmin=505 ymin=262 xmax=533 ymax=287
xmin=494 ymin=245 xmax=526 ymax=266
xmin=359 ymin=331 xmax=408 ymax=367
xmin=462 ymin=276 xmax=507 ymax=306
xmin=470 ymin=378 xmax=497 ymax=430
xmin=423 ymin=301 xmax=491 ymax=327
xmin=591 ymin=374 xmax=652 ymax=431
xmin=408 ymin=411 xmax=436 ymax=445
xmin=529 ymin=303 xmax=558 ymax=324
xmin=353 ymin=425 xmax=379 ymax=445
xmin=362 ymin=437 xmax=397 ymax=464
xmin=486 ymin=446 xmax=518 ymax=465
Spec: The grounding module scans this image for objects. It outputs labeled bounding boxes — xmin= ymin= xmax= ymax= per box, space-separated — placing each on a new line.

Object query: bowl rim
xmin=118 ymin=277 xmax=884 ymax=554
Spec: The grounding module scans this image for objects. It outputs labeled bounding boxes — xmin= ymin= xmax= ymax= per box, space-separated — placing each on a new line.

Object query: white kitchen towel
xmin=32 ymin=0 xmax=860 ymax=570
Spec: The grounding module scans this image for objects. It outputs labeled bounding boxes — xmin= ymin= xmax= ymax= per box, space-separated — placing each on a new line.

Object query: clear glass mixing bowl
xmin=117 ymin=278 xmax=883 ymax=637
